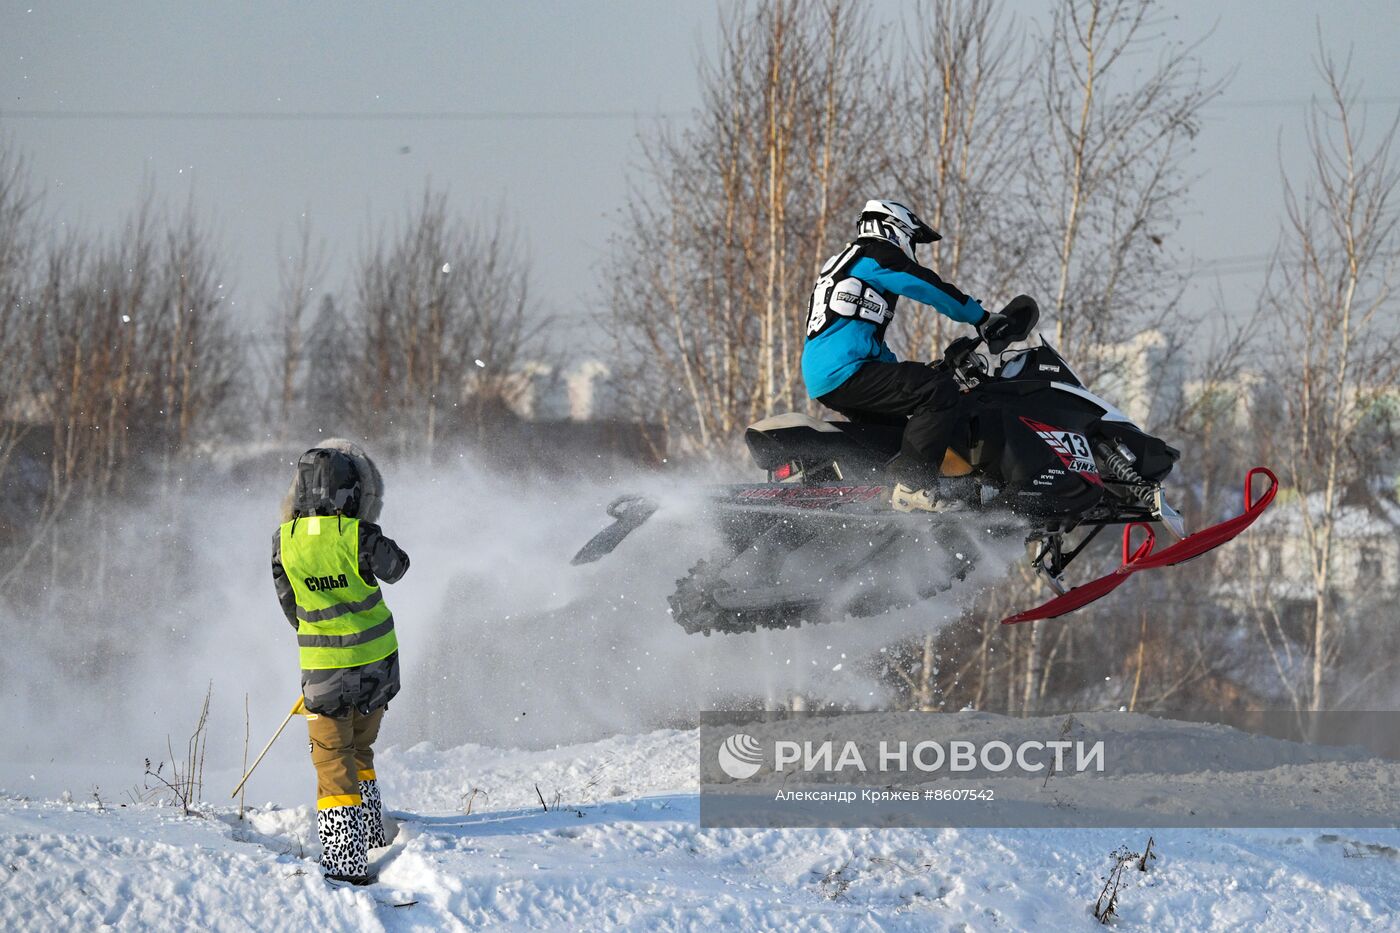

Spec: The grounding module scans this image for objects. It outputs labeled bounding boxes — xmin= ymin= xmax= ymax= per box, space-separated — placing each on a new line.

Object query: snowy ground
xmin=3 ymin=724 xmax=1397 ymax=932
xmin=3 ymin=463 xmax=1396 ymax=929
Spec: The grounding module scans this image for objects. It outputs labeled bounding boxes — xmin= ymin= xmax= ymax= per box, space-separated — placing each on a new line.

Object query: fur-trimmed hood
xmin=280 ymin=438 xmax=385 ymax=523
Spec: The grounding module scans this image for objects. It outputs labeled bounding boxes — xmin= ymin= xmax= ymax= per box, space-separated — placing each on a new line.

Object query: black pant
xmin=818 ymin=361 xmax=960 ymax=486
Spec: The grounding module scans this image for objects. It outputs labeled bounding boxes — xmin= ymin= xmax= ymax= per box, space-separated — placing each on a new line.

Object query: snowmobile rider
xmin=271 ymin=445 xmax=410 ymax=885
xmin=803 ymin=198 xmax=1024 ymax=512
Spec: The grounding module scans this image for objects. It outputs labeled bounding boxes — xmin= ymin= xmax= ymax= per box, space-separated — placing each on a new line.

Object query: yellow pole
xmin=229 ymin=697 xmax=306 ymax=798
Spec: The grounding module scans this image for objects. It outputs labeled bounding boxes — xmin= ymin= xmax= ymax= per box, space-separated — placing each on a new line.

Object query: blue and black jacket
xmin=802 ymin=238 xmax=987 ymax=398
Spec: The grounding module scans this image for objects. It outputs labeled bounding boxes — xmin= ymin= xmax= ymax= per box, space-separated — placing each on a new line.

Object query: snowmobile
xmin=574 ymin=300 xmax=1276 ymax=634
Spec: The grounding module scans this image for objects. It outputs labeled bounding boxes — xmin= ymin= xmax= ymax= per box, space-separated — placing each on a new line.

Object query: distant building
xmin=507 ymin=362 xmax=564 ymax=420
xmin=497 ymin=359 xmax=664 ymax=469
xmin=507 ymin=359 xmax=615 ymax=422
xmin=1082 ymin=329 xmax=1187 ymax=428
xmin=566 ymin=360 xmax=612 ymax=421
xmin=1181 ymin=372 xmax=1265 ymax=432
xmin=1221 ymin=491 xmax=1400 ymax=611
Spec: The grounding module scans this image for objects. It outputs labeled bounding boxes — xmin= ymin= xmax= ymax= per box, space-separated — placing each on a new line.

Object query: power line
xmin=1210 ymin=96 xmax=1400 ymax=110
xmin=0 ymin=108 xmax=686 ymax=123
xmin=1192 ymin=255 xmax=1275 ymax=277
xmin=1194 ymin=253 xmax=1273 ymax=268
xmin=2 ymin=96 xmax=1397 ymax=123
xmin=1191 ymin=249 xmax=1400 ymax=278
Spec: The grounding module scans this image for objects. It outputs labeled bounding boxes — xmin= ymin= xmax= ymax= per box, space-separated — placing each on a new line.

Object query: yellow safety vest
xmin=279 ymin=515 xmax=398 ymax=670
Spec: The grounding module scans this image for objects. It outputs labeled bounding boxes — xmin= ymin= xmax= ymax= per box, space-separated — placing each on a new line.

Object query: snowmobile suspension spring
xmin=1096 ymin=442 xmax=1153 ymax=500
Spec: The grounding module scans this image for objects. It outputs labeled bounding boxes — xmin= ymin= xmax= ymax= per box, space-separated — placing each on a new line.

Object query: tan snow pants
xmin=306 ymin=706 xmax=384 ymax=809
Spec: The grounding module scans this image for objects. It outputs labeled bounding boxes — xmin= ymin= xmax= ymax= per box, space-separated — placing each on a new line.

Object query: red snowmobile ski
xmin=1001 ymin=467 xmax=1278 ymax=624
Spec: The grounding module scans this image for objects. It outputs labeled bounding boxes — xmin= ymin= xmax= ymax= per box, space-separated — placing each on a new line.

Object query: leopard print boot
xmin=317 ymin=802 xmax=370 ymax=883
xmin=359 ymin=777 xmax=388 ymax=849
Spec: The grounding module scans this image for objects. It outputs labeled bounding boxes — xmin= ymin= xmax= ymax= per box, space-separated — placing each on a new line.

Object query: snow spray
xmin=1 ymin=446 xmax=1018 ymax=802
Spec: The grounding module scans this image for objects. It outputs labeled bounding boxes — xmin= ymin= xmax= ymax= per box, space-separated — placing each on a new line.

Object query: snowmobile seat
xmin=744 ymin=412 xmax=903 ymax=472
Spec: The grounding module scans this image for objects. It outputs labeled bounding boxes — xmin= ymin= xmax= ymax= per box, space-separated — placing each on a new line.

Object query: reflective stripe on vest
xmin=279 ymin=515 xmax=398 ymax=671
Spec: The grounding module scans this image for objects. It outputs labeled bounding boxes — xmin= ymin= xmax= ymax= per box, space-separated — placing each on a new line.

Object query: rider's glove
xmin=977 ymin=311 xmax=1010 ymax=345
xmin=977 ymin=295 xmax=1039 ymax=353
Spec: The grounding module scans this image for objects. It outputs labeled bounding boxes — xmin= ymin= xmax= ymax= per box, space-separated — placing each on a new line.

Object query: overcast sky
xmin=4 ymin=1 xmax=1399 ymax=356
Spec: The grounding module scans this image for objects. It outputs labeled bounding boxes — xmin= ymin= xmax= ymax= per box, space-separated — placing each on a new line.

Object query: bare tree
xmin=889 ymin=0 xmax=1031 ymax=360
xmin=877 ymin=1 xmax=1032 ymax=706
xmin=302 ymin=293 xmax=356 ymax=430
xmin=344 ymin=187 xmax=542 ymax=457
xmin=0 ymin=144 xmax=40 ymax=495
xmin=1026 ymin=0 xmax=1221 ymax=370
xmin=272 ymin=215 xmax=326 ymax=437
xmin=157 ymin=202 xmax=238 ymax=468
xmin=1011 ymin=0 xmax=1219 ymax=711
xmin=1259 ymin=48 xmax=1400 ymax=712
xmin=605 ymin=0 xmax=886 ymax=455
xmin=2 ymin=191 xmax=237 ymax=597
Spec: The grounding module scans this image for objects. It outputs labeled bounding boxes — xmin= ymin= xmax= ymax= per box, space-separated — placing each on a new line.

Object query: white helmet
xmin=857 ymin=199 xmax=940 ymax=260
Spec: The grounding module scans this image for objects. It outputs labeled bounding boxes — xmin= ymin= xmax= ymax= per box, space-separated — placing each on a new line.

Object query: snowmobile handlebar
xmin=944 ymin=295 xmax=1041 ymax=378
xmin=943 ymin=334 xmax=985 ymax=375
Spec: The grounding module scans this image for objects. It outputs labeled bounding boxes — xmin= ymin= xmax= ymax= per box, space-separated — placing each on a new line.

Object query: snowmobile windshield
xmin=995 ymin=344 xmax=1084 ymax=387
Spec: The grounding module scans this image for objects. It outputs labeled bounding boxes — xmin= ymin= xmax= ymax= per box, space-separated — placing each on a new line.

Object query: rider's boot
xmin=890 ymin=482 xmax=968 ymax=513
